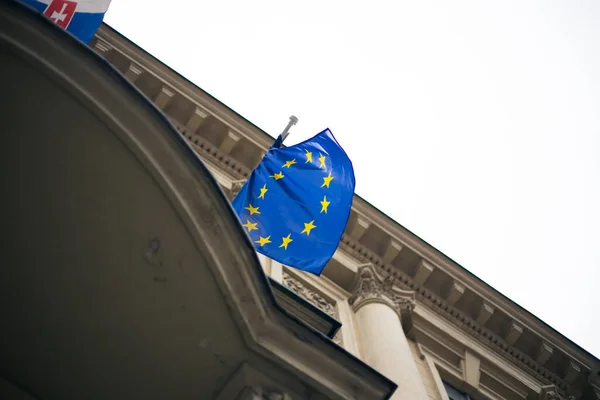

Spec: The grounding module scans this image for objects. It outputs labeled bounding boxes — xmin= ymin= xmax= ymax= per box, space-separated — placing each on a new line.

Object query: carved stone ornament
xmin=349 ymin=264 xmax=416 ymax=320
xmin=539 ymin=385 xmax=575 ymax=400
xmin=282 ymin=271 xmax=336 ymax=317
xmin=282 ymin=271 xmax=343 ymax=346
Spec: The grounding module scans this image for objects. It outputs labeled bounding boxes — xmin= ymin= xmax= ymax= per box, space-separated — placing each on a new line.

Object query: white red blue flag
xmin=17 ymin=0 xmax=111 ymax=43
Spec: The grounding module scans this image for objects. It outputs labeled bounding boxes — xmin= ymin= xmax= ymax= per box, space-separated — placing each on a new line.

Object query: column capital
xmin=349 ymin=264 xmax=415 ymax=320
xmin=539 ymin=384 xmax=575 ymax=400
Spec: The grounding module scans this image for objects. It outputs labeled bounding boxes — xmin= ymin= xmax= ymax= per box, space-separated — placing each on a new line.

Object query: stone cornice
xmin=94 ymin=27 xmax=276 ymax=153
xmin=172 ymin=119 xmax=251 ymax=180
xmin=349 ymin=200 xmax=598 ymax=371
xmin=147 ymin=77 xmax=585 ymax=396
xmin=337 ymin=234 xmax=572 ymax=394
xmin=172 ymin=122 xmax=590 ymax=396
xmin=349 ymin=264 xmax=415 ymax=323
xmin=169 ymin=99 xmax=595 ymax=387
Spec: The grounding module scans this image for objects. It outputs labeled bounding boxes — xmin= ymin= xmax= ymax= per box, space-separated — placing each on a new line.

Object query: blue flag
xmin=232 ymin=128 xmax=355 ymax=276
xmin=17 ymin=0 xmax=112 ymax=44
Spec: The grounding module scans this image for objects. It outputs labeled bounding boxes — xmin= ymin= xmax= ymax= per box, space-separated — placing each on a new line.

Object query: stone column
xmin=349 ymin=264 xmax=429 ymax=400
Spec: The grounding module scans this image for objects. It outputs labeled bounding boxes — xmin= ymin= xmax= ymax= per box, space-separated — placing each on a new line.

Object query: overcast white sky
xmin=105 ymin=1 xmax=600 ymax=358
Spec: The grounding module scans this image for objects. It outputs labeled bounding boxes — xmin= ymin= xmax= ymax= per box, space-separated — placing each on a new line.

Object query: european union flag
xmin=232 ymin=128 xmax=355 ymax=276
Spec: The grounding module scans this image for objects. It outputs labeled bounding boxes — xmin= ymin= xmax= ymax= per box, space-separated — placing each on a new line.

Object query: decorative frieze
xmin=281 ymin=271 xmax=342 ymax=346
xmin=539 ymin=385 xmax=574 ymax=400
xmin=283 ymin=271 xmax=336 ymax=317
xmin=349 ymin=264 xmax=415 ymax=321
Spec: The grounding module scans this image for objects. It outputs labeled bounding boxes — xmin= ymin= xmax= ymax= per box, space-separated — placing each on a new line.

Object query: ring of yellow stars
xmin=283 ymin=159 xmax=297 ymax=168
xmin=270 ymin=171 xmax=284 ymax=180
xmin=321 ymin=172 xmax=334 ymax=188
xmin=320 ymin=195 xmax=330 ymax=213
xmin=243 ymin=220 xmax=258 ymax=232
xmin=301 ymin=220 xmax=317 ymax=235
xmin=318 ymin=153 xmax=326 ymax=168
xmin=305 ymin=149 xmax=313 ymax=163
xmin=255 ymin=235 xmax=271 ymax=247
xmin=258 ymin=184 xmax=268 ymax=199
xmin=279 ymin=233 xmax=293 ymax=250
xmin=245 ymin=204 xmax=260 ymax=215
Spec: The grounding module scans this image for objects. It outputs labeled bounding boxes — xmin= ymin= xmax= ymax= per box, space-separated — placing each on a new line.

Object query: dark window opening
xmin=443 ymin=381 xmax=472 ymax=400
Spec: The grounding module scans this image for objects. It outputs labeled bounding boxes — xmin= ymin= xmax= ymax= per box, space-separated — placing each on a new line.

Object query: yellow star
xmin=320 ymin=195 xmax=331 ymax=213
xmin=245 ymin=204 xmax=260 ymax=215
xmin=279 ymin=233 xmax=293 ymax=250
xmin=255 ymin=235 xmax=271 ymax=247
xmin=242 ymin=220 xmax=258 ymax=232
xmin=270 ymin=171 xmax=284 ymax=180
xmin=283 ymin=159 xmax=297 ymax=168
xmin=321 ymin=172 xmax=334 ymax=188
xmin=301 ymin=220 xmax=317 ymax=235
xmin=318 ymin=153 xmax=326 ymax=168
xmin=258 ymin=184 xmax=268 ymax=199
xmin=305 ymin=149 xmax=313 ymax=163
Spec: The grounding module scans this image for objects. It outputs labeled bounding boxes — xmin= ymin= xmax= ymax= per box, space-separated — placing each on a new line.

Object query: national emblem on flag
xmin=232 ymin=128 xmax=355 ymax=276
xmin=17 ymin=0 xmax=112 ymax=43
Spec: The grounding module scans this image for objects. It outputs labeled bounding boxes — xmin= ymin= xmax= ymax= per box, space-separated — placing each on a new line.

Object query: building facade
xmin=87 ymin=24 xmax=600 ymax=400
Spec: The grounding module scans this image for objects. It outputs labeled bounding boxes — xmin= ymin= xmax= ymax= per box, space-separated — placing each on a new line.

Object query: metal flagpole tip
xmin=280 ymin=115 xmax=299 ymax=143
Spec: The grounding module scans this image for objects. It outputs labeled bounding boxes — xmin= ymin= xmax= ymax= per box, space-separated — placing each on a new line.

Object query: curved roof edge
xmin=1 ymin=2 xmax=397 ymax=399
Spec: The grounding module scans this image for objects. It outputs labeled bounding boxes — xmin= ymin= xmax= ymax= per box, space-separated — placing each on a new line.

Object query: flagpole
xmin=279 ymin=115 xmax=298 ymax=144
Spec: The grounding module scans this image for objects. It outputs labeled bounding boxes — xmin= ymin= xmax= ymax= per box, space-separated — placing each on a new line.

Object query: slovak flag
xmin=17 ymin=0 xmax=112 ymax=43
